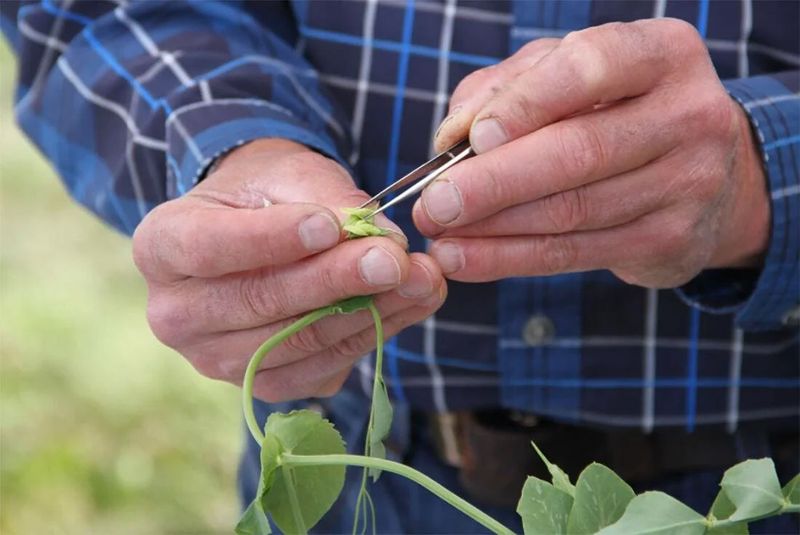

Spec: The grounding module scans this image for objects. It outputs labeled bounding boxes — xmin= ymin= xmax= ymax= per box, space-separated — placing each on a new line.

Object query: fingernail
xmin=471 ymin=117 xmax=507 ymax=153
xmin=422 ymin=180 xmax=462 ymax=225
xmin=299 ymin=212 xmax=340 ymax=252
xmin=434 ymin=105 xmax=462 ymax=141
xmin=359 ymin=247 xmax=402 ymax=286
xmin=398 ymin=262 xmax=434 ymax=298
xmin=433 ymin=241 xmax=464 ymax=274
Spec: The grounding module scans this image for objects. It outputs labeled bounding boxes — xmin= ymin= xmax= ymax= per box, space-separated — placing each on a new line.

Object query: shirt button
xmin=522 ymin=315 xmax=555 ymax=346
xmin=782 ymin=306 xmax=800 ymax=326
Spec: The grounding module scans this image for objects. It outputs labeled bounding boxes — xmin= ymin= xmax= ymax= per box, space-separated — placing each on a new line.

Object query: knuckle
xmin=188 ymin=354 xmax=226 ymax=381
xmin=656 ymin=220 xmax=693 ymax=261
xmin=282 ymin=320 xmax=332 ymax=355
xmin=662 ymin=18 xmax=702 ymax=45
xmin=553 ymin=122 xmax=606 ymax=180
xmin=318 ymin=261 xmax=351 ymax=298
xmin=317 ymin=378 xmax=347 ymax=399
xmin=561 ymin=29 xmax=607 ymax=89
xmin=453 ymin=67 xmax=494 ymax=101
xmin=146 ymin=296 xmax=191 ymax=348
xmin=701 ymin=92 xmax=737 ymax=138
xmin=477 ymin=153 xmax=511 ymax=208
xmin=502 ymin=89 xmax=543 ymax=133
xmin=542 ymin=187 xmax=590 ymax=233
xmin=539 ymin=235 xmax=577 ymax=274
xmin=255 ymin=382 xmax=289 ymax=404
xmin=238 ymin=270 xmax=288 ymax=321
xmin=331 ymin=332 xmax=370 ymax=360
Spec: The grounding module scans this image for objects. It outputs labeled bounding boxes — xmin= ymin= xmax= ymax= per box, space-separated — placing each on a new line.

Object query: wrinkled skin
xmin=133 ymin=139 xmax=446 ymax=402
xmin=416 ymin=19 xmax=769 ymax=288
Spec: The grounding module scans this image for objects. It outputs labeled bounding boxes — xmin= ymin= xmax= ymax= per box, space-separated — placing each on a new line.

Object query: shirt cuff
xmin=165 ymin=100 xmax=347 ymax=199
xmin=677 ymin=73 xmax=800 ymax=331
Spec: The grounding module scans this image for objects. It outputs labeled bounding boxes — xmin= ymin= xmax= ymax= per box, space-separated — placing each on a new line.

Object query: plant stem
xmin=281 ymin=464 xmax=308 ymax=535
xmin=242 ymin=306 xmax=337 ymax=443
xmin=282 ymin=453 xmax=515 ymax=535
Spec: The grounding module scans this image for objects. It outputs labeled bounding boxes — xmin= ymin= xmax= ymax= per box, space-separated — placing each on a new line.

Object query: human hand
xmin=416 ymin=19 xmax=769 ymax=287
xmin=133 ymin=139 xmax=446 ymax=402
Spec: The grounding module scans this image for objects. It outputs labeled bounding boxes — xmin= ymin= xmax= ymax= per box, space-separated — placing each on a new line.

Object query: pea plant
xmin=235 ymin=208 xmax=799 ymax=535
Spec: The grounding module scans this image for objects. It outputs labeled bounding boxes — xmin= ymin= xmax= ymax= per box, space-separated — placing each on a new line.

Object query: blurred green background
xmin=0 ymin=40 xmax=242 ymax=533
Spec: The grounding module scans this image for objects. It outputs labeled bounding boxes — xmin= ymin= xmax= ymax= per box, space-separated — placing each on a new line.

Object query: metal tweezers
xmin=360 ymin=138 xmax=475 ymax=216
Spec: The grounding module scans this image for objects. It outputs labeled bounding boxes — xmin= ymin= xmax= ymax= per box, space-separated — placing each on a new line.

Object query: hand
xmin=416 ymin=19 xmax=769 ymax=288
xmin=133 ymin=139 xmax=446 ymax=402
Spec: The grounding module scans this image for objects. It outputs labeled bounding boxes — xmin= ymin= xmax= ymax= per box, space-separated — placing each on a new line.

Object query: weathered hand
xmin=133 ymin=139 xmax=446 ymax=402
xmin=416 ymin=19 xmax=769 ymax=287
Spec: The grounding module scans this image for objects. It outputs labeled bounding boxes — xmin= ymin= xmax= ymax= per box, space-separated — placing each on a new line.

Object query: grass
xmin=0 ymin=40 xmax=241 ymax=534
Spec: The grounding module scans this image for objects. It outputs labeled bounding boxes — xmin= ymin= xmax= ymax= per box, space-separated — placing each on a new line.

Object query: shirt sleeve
xmin=676 ymin=70 xmax=800 ymax=332
xmin=0 ymin=0 xmax=351 ymax=235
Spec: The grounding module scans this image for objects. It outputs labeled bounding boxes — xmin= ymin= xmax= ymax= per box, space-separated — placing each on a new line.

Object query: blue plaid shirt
xmin=3 ymin=0 xmax=798 ymax=432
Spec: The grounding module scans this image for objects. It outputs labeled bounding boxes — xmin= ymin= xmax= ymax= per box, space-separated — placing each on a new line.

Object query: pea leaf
xmin=720 ymin=458 xmax=784 ymax=522
xmin=597 ymin=491 xmax=707 ymax=535
xmin=517 ymin=476 xmax=574 ymax=535
xmin=531 ymin=442 xmax=575 ymax=496
xmin=236 ymin=500 xmax=272 ymax=535
xmin=366 ymin=377 xmax=393 ymax=480
xmin=236 ymin=432 xmax=282 ymax=534
xmin=566 ymin=463 xmax=635 ymax=534
xmin=707 ymin=489 xmax=749 ymax=535
xmin=782 ymin=473 xmax=800 ymax=505
xmin=261 ymin=410 xmax=346 ymax=534
xmin=342 ymin=207 xmax=387 ymax=239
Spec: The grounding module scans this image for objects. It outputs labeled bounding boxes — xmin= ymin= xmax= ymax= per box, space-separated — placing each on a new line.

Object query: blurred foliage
xmin=0 ymin=41 xmax=241 ymax=533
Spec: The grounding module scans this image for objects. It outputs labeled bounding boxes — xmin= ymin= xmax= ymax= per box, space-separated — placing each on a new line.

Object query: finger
xmin=251 ymin=287 xmax=447 ymax=402
xmin=427 ymin=213 xmax=674 ymax=282
xmin=434 ymin=38 xmax=560 ymax=153
xmin=134 ymin=202 xmax=344 ymax=282
xmin=147 ymin=237 xmax=419 ymax=345
xmin=431 ymin=155 xmax=678 ymax=237
xmin=469 ymin=19 xmax=699 ymax=153
xmin=414 ymin=96 xmax=679 ymax=233
xmin=315 ymin=368 xmax=353 ymax=398
xmin=200 ymin=140 xmax=408 ymax=246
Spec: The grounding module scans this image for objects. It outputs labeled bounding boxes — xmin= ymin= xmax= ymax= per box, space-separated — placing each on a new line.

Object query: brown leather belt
xmin=425 ymin=409 xmax=795 ymax=508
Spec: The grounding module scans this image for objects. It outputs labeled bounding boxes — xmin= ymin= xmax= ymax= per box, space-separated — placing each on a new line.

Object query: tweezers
xmin=359 ymin=138 xmax=475 ymax=216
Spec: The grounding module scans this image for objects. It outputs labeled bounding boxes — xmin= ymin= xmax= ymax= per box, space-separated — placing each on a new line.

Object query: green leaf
xmin=707 ymin=489 xmax=749 ymax=534
xmin=261 ymin=410 xmax=346 ymax=534
xmin=782 ymin=473 xmax=800 ymax=505
xmin=342 ymin=207 xmax=387 ymax=239
xmin=721 ymin=458 xmax=784 ymax=522
xmin=236 ymin=432 xmax=282 ymax=534
xmin=331 ymin=295 xmax=374 ymax=314
xmin=366 ymin=377 xmax=393 ymax=480
xmin=516 ymin=476 xmax=574 ymax=535
xmin=597 ymin=491 xmax=707 ymax=535
xmin=566 ymin=463 xmax=635 ymax=534
xmin=236 ymin=500 xmax=272 ymax=535
xmin=531 ymin=442 xmax=575 ymax=496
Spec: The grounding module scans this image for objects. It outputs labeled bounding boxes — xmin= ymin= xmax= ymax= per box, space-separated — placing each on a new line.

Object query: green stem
xmin=242 ymin=306 xmax=337 ymax=443
xmin=282 ymin=453 xmax=515 ymax=535
xmin=281 ymin=463 xmax=308 ymax=535
xmin=707 ymin=501 xmax=800 ymax=530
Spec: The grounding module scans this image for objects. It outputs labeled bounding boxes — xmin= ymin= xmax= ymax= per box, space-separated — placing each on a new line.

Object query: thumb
xmin=201 ymin=138 xmax=408 ymax=246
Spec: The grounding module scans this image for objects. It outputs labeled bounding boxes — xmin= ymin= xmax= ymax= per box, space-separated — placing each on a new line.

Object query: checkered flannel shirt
xmin=3 ymin=0 xmax=798 ymax=432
